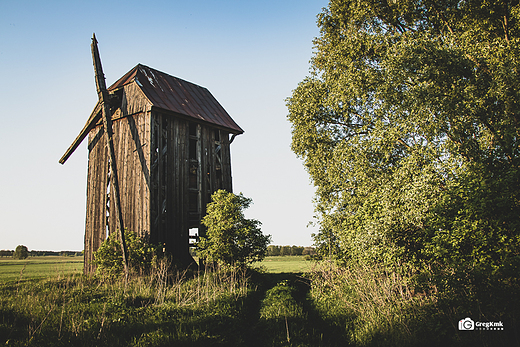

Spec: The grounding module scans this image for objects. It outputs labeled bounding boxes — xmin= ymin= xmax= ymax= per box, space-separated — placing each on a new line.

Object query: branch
xmin=476 ymin=112 xmax=513 ymax=163
xmin=503 ymin=14 xmax=510 ymax=44
xmin=397 ymin=138 xmax=411 ymax=149
xmin=328 ymin=120 xmax=372 ymax=129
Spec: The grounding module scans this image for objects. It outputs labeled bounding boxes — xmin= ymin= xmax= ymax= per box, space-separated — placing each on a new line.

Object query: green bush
xmin=93 ymin=230 xmax=161 ymax=277
xmin=197 ymin=190 xmax=271 ymax=267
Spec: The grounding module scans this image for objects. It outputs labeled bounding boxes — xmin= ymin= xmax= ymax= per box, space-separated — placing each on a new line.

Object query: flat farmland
xmin=0 ymin=256 xmax=83 ymax=281
xmin=0 ymin=255 xmax=311 ymax=282
xmin=256 ymin=256 xmax=312 ymax=273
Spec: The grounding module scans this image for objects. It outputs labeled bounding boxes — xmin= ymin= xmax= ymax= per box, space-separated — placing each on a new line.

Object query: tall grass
xmin=309 ymin=261 xmax=437 ymax=346
xmin=3 ymin=258 xmax=517 ymax=346
xmin=0 ymin=260 xmax=251 ymax=346
xmin=308 ymin=260 xmax=520 ymax=346
xmin=104 ymin=260 xmax=250 ymax=308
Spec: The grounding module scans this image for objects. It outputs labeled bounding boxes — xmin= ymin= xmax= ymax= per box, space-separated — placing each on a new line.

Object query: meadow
xmin=0 ymin=256 xmax=326 ymax=346
xmin=0 ymin=256 xmax=307 ymax=281
xmin=0 ymin=256 xmax=517 ymax=346
xmin=255 ymin=256 xmax=311 ymax=273
xmin=0 ymin=256 xmax=83 ymax=281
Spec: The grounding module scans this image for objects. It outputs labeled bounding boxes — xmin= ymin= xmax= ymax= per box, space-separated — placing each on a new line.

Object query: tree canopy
xmin=13 ymin=245 xmax=28 ymax=260
xmin=287 ymin=0 xmax=520 ymax=287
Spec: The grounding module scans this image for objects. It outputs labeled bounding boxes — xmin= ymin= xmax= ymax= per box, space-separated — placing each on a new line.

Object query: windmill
xmin=60 ymin=35 xmax=243 ymax=274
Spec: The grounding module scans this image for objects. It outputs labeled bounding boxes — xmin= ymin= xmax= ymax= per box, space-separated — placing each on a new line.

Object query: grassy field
xmin=0 ymin=256 xmax=308 ymax=281
xmin=255 ymin=256 xmax=312 ymax=273
xmin=0 ymin=256 xmax=516 ymax=346
xmin=0 ymin=258 xmax=329 ymax=347
xmin=0 ymin=256 xmax=83 ymax=281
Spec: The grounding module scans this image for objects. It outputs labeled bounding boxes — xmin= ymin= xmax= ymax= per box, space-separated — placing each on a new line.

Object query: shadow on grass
xmin=243 ymin=272 xmax=353 ymax=347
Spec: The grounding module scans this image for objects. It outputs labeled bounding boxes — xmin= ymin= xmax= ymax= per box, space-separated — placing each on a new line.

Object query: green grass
xmin=0 ymin=257 xmax=517 ymax=346
xmin=0 ymin=255 xmax=309 ymax=281
xmin=255 ymin=256 xmax=311 ymax=273
xmin=0 ymin=256 xmax=83 ymax=282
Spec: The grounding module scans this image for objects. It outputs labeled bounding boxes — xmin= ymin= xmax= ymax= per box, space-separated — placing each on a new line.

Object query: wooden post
xmin=91 ymin=33 xmax=129 ymax=279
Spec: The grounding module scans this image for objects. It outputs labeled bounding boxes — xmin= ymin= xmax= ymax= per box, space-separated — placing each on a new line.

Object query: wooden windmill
xmin=60 ymin=35 xmax=243 ymax=274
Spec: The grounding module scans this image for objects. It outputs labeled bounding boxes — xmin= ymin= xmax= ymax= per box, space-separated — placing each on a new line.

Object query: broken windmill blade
xmin=58 ymin=34 xmax=129 ymax=277
xmin=90 ymin=33 xmax=129 ymax=278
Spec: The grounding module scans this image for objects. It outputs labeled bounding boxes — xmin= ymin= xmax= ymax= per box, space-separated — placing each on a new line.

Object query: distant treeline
xmin=0 ymin=250 xmax=83 ymax=257
xmin=267 ymin=245 xmax=315 ymax=256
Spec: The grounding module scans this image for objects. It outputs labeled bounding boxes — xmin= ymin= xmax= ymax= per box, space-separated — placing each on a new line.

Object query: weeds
xmin=259 ymin=279 xmax=306 ymax=345
xmin=308 ymin=260 xmax=520 ymax=346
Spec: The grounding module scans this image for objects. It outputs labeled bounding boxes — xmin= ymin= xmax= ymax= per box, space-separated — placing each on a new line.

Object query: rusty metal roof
xmin=108 ymin=64 xmax=243 ymax=134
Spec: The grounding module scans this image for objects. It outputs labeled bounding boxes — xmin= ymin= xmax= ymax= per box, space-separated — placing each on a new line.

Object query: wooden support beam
xmin=91 ymin=33 xmax=129 ymax=279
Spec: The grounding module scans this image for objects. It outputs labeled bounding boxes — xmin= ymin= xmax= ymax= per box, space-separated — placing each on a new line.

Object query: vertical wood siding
xmin=85 ymin=108 xmax=152 ymax=273
xmin=84 ymin=127 xmax=109 ymax=273
xmin=221 ymin=132 xmax=233 ymax=193
xmin=107 ymin=112 xmax=151 ymax=240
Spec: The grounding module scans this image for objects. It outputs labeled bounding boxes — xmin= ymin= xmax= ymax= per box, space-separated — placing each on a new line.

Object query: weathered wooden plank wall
xmin=84 ymin=126 xmax=109 ymax=273
xmin=108 ymin=111 xmax=151 ymax=240
xmin=168 ymin=115 xmax=190 ymax=264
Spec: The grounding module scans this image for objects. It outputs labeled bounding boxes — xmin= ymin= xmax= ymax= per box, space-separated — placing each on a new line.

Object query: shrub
xmin=93 ymin=230 xmax=161 ymax=277
xmin=197 ymin=190 xmax=271 ymax=267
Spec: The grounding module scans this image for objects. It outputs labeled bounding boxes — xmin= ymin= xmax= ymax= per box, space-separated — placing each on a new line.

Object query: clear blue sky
xmin=0 ymin=0 xmax=328 ymax=251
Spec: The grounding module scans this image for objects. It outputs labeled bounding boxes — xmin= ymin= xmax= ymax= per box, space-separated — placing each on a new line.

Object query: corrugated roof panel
xmin=108 ymin=64 xmax=243 ymax=134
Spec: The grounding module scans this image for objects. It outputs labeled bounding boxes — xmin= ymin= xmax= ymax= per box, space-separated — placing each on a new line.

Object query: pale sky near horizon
xmin=0 ymin=0 xmax=328 ymax=251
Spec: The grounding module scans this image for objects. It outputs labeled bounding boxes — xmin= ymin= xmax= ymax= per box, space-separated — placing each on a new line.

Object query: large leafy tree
xmin=287 ymin=0 xmax=520 ymax=286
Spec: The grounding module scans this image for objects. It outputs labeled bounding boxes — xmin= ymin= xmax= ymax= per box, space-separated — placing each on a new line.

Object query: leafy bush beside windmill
xmin=93 ymin=230 xmax=161 ymax=277
xmin=197 ymin=190 xmax=271 ymax=268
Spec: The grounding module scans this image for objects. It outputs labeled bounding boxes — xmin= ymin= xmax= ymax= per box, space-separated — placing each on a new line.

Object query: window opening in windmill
xmin=150 ymin=114 xmax=169 ymax=244
xmin=188 ymin=227 xmax=198 ymax=259
xmin=189 ymin=122 xmax=198 ymax=136
xmin=214 ymin=129 xmax=223 ymax=189
xmin=189 ymin=227 xmax=199 ymax=245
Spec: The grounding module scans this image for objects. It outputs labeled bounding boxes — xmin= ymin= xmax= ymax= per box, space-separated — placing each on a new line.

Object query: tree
xmin=197 ymin=190 xmax=271 ymax=267
xmin=13 ymin=245 xmax=28 ymax=259
xmin=280 ymin=245 xmax=292 ymax=256
xmin=302 ymin=247 xmax=316 ymax=256
xmin=287 ymin=0 xmax=520 ymax=288
xmin=267 ymin=245 xmax=281 ymax=256
xmin=291 ymin=246 xmax=304 ymax=256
